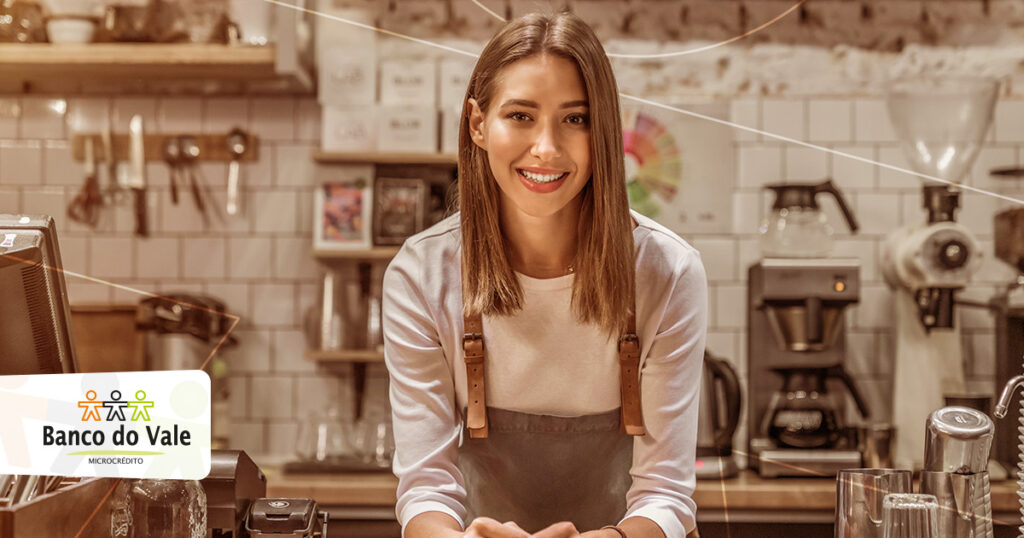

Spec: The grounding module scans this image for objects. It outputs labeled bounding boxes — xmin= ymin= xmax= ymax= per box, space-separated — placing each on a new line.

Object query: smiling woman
xmin=469 ymin=58 xmax=591 ymax=206
xmin=383 ymin=10 xmax=706 ymax=538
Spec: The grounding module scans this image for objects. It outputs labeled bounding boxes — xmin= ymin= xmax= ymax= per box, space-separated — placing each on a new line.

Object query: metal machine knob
xmin=937 ymin=239 xmax=968 ymax=269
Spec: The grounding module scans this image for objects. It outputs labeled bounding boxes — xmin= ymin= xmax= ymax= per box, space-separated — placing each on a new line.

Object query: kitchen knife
xmin=101 ymin=123 xmax=122 ymax=204
xmin=129 ymin=114 xmax=148 ymax=237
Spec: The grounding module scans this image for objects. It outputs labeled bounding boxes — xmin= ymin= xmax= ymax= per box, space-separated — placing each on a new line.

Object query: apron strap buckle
xmin=463 ymin=333 xmax=484 ymax=363
xmin=463 ymin=319 xmax=489 ymax=438
xmin=618 ymin=333 xmax=639 ymax=355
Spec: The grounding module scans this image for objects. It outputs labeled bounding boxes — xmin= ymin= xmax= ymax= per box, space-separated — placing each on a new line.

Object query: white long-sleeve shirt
xmin=382 ymin=209 xmax=707 ymax=538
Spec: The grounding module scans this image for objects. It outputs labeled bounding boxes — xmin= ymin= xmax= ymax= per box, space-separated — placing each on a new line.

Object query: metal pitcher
xmin=918 ymin=471 xmax=994 ymax=538
xmin=836 ymin=468 xmax=913 ymax=538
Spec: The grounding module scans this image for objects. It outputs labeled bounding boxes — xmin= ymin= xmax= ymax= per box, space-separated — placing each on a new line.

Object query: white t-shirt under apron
xmin=382 ymin=209 xmax=708 ymax=538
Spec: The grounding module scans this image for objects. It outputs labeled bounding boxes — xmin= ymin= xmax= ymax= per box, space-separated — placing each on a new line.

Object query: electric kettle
xmin=696 ymin=350 xmax=742 ymax=479
xmin=759 ymin=179 xmax=859 ymax=257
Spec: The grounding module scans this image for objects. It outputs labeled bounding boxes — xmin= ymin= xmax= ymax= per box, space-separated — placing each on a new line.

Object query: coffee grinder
xmin=747 ymin=258 xmax=866 ymax=477
xmin=882 ymin=76 xmax=997 ymax=470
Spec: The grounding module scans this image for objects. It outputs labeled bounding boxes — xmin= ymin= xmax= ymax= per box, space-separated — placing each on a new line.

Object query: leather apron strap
xmin=619 ymin=313 xmax=645 ymax=435
xmin=462 ymin=308 xmax=644 ymax=439
xmin=463 ymin=313 xmax=488 ymax=438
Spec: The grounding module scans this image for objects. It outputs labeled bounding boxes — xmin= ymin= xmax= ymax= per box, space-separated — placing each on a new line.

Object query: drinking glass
xmin=354 ymin=414 xmax=395 ymax=468
xmin=882 ymin=493 xmax=940 ymax=538
xmin=295 ymin=407 xmax=358 ymax=463
xmin=369 ymin=419 xmax=395 ymax=467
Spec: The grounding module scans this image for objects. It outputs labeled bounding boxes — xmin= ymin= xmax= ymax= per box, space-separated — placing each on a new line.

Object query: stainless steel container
xmin=835 ymin=468 xmax=913 ymax=537
xmin=924 ymin=407 xmax=993 ymax=474
xmin=918 ymin=470 xmax=994 ymax=538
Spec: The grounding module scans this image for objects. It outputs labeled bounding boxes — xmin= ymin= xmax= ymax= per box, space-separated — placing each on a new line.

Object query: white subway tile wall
xmin=0 ymin=98 xmax=19 ymax=138
xmin=20 ymin=98 xmax=66 ymax=140
xmin=807 ymin=99 xmax=852 ymax=143
xmin=0 ymin=94 xmax=1016 ymax=459
xmin=761 ymin=98 xmax=805 ymax=141
xmin=784 ymin=146 xmax=829 ymax=181
xmin=111 ymin=97 xmax=157 ymax=133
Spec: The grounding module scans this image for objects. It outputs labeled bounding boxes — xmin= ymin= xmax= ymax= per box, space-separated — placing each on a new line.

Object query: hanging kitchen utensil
xmin=162 ymin=136 xmax=181 ymax=205
xmin=179 ymin=134 xmax=209 ymax=226
xmin=101 ymin=123 xmax=129 ymax=206
xmin=225 ymin=128 xmax=248 ymax=216
xmin=67 ymin=137 xmax=103 ymax=227
xmin=128 ymin=114 xmax=148 ymax=237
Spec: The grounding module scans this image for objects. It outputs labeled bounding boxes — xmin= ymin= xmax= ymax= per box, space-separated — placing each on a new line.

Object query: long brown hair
xmin=457 ymin=11 xmax=634 ymax=339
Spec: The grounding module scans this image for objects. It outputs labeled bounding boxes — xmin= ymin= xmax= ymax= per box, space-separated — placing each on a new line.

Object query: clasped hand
xmin=463 ymin=517 xmax=613 ymax=538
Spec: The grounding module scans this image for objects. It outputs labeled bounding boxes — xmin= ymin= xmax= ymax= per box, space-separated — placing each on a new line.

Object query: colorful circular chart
xmin=622 ymin=108 xmax=682 ymax=218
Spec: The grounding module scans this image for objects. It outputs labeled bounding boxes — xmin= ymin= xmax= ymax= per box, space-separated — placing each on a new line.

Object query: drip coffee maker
xmin=882 ymin=76 xmax=998 ymax=470
xmin=748 ymin=257 xmax=866 ymax=477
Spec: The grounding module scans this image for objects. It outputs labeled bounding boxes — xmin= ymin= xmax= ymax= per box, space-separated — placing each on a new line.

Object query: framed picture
xmin=620 ymin=101 xmax=734 ymax=234
xmin=373 ymin=177 xmax=427 ymax=245
xmin=314 ymin=173 xmax=373 ymax=250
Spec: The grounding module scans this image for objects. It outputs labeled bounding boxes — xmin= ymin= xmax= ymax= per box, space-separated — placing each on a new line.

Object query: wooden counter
xmin=264 ymin=467 xmax=1023 ymax=524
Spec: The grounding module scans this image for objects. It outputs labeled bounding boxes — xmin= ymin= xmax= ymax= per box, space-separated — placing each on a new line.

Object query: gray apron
xmin=457 ymin=292 xmax=647 ymax=533
xmin=455 ymin=272 xmax=700 ymax=537
xmin=456 ymin=406 xmax=634 ymax=531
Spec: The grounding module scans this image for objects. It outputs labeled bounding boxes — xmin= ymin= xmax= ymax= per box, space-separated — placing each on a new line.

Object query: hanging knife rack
xmin=69 ymin=131 xmax=260 ymax=163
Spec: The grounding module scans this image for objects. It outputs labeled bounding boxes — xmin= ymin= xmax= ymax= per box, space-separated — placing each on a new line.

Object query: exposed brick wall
xmin=333 ymin=0 xmax=1024 ymax=51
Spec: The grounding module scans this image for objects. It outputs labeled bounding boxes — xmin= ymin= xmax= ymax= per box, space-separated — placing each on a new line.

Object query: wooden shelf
xmin=305 ymin=349 xmax=385 ymax=362
xmin=313 ymin=247 xmax=401 ymax=261
xmin=313 ymin=151 xmax=458 ymax=166
xmin=0 ymin=43 xmax=312 ymax=93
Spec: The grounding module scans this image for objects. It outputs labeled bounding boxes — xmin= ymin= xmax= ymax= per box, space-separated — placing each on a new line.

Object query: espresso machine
xmin=992 ymin=207 xmax=1024 ymax=472
xmin=882 ymin=76 xmax=998 ymax=470
xmin=747 ymin=258 xmax=867 ymax=477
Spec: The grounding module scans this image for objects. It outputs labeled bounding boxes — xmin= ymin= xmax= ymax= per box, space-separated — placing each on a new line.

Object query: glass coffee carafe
xmin=110 ymin=478 xmax=206 ymax=538
xmin=759 ymin=179 xmax=859 ymax=258
xmin=762 ymin=365 xmax=870 ymax=449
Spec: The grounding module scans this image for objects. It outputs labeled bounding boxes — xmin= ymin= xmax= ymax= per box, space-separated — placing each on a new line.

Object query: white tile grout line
xmin=265 ymin=0 xmax=1024 ymax=206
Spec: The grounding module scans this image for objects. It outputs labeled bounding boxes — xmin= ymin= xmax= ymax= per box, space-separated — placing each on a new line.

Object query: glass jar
xmin=110 ymin=479 xmax=206 ymax=538
xmin=0 ymin=0 xmax=47 ymax=43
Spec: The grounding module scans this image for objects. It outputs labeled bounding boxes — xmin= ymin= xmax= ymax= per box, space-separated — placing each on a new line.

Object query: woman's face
xmin=468 ymin=54 xmax=592 ymax=220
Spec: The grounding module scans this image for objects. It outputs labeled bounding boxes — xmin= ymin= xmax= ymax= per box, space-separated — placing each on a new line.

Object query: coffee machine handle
xmin=705 ymin=353 xmax=743 ymax=448
xmin=832 ymin=365 xmax=871 ymax=419
xmin=815 ymin=179 xmax=860 ymax=233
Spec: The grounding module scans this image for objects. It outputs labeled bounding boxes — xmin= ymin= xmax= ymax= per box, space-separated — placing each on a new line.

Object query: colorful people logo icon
xmin=126 ymin=390 xmax=155 ymax=422
xmin=78 ymin=390 xmax=103 ymax=422
xmin=102 ymin=390 xmax=129 ymax=421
